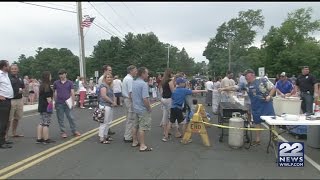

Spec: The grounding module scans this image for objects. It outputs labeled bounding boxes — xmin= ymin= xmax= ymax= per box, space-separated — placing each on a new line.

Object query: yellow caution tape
xmin=202 ymin=122 xmax=272 ymax=131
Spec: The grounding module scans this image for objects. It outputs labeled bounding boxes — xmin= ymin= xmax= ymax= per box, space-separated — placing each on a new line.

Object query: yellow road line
xmin=0 ymin=102 xmax=160 ymax=178
xmin=0 ymin=119 xmax=125 ymax=179
xmin=0 ymin=116 xmax=125 ymax=176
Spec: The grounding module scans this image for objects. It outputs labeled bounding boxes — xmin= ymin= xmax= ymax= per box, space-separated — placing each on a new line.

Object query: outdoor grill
xmin=218 ymin=101 xmax=248 ymax=142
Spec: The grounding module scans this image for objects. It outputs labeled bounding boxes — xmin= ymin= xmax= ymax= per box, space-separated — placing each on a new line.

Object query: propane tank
xmin=228 ymin=112 xmax=244 ymax=148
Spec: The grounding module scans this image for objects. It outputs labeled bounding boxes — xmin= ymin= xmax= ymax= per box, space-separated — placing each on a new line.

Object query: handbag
xmin=47 ymin=102 xmax=53 ymax=113
xmin=92 ymin=106 xmax=105 ymax=123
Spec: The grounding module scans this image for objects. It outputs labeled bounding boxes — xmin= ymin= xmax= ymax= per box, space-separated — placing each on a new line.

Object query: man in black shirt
xmin=295 ymin=66 xmax=318 ymax=114
xmin=6 ymin=64 xmax=25 ymax=139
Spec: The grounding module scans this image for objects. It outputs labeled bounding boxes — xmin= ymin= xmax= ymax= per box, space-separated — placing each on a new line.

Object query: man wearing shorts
xmin=113 ymin=75 xmax=122 ymax=106
xmin=131 ymin=67 xmax=153 ymax=152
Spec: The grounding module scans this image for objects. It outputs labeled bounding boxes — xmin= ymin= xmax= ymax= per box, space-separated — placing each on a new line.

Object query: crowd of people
xmin=0 ymin=59 xmax=318 ymax=152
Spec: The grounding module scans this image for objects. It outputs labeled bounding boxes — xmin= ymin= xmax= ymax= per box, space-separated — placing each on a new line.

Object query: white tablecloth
xmin=261 ymin=115 xmax=320 ymax=126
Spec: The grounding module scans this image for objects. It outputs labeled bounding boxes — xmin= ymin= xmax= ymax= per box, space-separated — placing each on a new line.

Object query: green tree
xmin=203 ymin=9 xmax=265 ymax=75
xmin=15 ymin=47 xmax=79 ymax=80
xmin=262 ymin=7 xmax=320 ymax=77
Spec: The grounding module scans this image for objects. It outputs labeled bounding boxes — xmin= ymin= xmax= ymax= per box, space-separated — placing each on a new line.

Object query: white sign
xmin=94 ymin=71 xmax=99 ymax=78
xmin=258 ymin=67 xmax=265 ymax=77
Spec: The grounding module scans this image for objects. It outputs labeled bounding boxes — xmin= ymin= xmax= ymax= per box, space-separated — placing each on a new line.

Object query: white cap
xmin=280 ymin=72 xmax=286 ymax=76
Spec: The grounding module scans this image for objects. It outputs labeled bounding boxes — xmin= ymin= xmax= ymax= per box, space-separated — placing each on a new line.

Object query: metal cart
xmin=218 ymin=102 xmax=249 ymax=144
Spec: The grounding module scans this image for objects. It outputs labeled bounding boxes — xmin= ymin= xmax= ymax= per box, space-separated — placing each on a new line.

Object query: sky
xmin=1 ymin=2 xmax=320 ymax=65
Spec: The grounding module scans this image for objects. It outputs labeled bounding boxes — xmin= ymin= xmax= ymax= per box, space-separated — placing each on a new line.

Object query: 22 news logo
xmin=278 ymin=142 xmax=304 ymax=167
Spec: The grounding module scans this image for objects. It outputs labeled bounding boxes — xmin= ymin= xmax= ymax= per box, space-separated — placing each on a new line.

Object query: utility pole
xmin=166 ymin=45 xmax=170 ymax=68
xmin=228 ymin=39 xmax=231 ymax=71
xmin=77 ymin=2 xmax=86 ymax=79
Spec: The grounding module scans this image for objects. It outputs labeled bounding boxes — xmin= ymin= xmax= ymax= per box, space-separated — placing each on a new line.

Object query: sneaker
xmin=108 ymin=131 xmax=115 ymax=135
xmin=123 ymin=138 xmax=133 ymax=143
xmin=61 ymin=133 xmax=68 ymax=138
xmin=36 ymin=139 xmax=44 ymax=144
xmin=73 ymin=131 xmax=81 ymax=137
xmin=162 ymin=136 xmax=169 ymax=142
xmin=43 ymin=139 xmax=56 ymax=144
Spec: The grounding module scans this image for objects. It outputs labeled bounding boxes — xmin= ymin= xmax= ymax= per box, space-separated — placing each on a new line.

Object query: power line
xmin=19 ymin=2 xmax=119 ymax=39
xmin=88 ymin=2 xmax=125 ymax=37
xmin=92 ymin=22 xmax=114 ymax=36
xmin=83 ymin=3 xmax=120 ymax=37
xmin=19 ymin=2 xmax=77 ymax=13
xmin=44 ymin=2 xmax=77 ymax=9
xmin=105 ymin=2 xmax=137 ymax=34
xmin=121 ymin=2 xmax=149 ymax=32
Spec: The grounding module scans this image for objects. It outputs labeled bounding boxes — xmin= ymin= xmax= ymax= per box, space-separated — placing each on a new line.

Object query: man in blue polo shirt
xmin=131 ymin=67 xmax=153 ymax=152
xmin=53 ymin=69 xmax=81 ymax=138
xmin=275 ymin=72 xmax=294 ymax=97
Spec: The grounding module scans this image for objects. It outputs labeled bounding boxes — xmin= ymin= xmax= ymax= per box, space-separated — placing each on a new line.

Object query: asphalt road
xmin=1 ymin=97 xmax=320 ymax=179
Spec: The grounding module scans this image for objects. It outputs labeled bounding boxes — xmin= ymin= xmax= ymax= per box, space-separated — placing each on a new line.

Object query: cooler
xmin=273 ymin=96 xmax=302 ymax=116
xmin=273 ymin=96 xmax=306 ymax=136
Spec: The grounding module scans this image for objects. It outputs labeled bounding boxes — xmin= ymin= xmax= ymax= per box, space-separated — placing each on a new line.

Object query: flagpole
xmin=77 ymin=2 xmax=86 ymax=80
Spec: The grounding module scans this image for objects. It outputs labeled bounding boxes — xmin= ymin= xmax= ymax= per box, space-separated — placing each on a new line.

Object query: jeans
xmin=301 ymin=92 xmax=314 ymax=114
xmin=55 ymin=102 xmax=77 ymax=134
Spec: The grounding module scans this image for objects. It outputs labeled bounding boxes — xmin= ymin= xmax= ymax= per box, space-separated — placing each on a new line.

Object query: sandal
xmin=107 ymin=136 xmax=113 ymax=141
xmin=100 ymin=140 xmax=110 ymax=144
xmin=12 ymin=134 xmax=24 ymax=138
xmin=132 ymin=143 xmax=140 ymax=147
xmin=139 ymin=146 xmax=153 ymax=152
xmin=251 ymin=141 xmax=261 ymax=146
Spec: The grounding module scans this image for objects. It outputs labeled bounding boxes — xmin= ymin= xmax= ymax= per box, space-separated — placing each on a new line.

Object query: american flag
xmin=81 ymin=16 xmax=95 ymax=28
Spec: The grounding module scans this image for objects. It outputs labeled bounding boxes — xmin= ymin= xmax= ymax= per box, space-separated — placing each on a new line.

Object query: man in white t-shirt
xmin=98 ymin=65 xmax=112 ymax=85
xmin=205 ymin=78 xmax=214 ymax=106
xmin=219 ymin=71 xmax=236 ymax=102
xmin=113 ymin=75 xmax=122 ymax=106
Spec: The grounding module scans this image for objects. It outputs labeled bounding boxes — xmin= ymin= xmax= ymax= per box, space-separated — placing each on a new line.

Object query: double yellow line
xmin=0 ymin=102 xmax=160 ymax=179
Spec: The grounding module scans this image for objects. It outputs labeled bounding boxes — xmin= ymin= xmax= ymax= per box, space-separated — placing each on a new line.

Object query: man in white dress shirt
xmin=122 ymin=65 xmax=137 ymax=143
xmin=0 ymin=60 xmax=14 ymax=149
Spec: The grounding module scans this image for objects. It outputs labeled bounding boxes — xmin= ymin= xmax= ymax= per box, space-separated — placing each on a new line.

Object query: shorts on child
xmin=170 ymin=107 xmax=184 ymax=124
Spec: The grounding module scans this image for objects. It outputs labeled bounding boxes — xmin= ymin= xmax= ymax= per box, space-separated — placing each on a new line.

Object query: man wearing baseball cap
xmin=275 ymin=72 xmax=294 ymax=97
xmin=244 ymin=69 xmax=276 ymax=146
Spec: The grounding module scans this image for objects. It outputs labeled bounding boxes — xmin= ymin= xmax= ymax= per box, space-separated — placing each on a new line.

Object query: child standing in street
xmin=162 ymin=77 xmax=207 ymax=142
